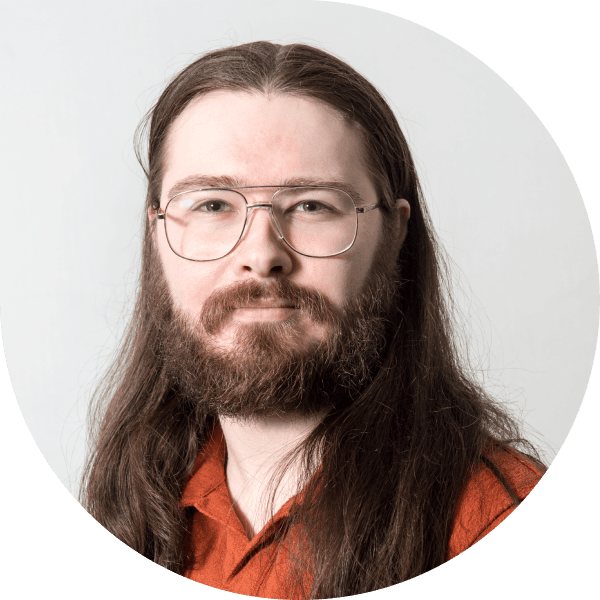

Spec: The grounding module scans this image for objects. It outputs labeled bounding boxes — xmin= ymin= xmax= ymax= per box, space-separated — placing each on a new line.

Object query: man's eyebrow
xmin=166 ymin=175 xmax=368 ymax=206
xmin=280 ymin=177 xmax=368 ymax=206
xmin=166 ymin=175 xmax=243 ymax=199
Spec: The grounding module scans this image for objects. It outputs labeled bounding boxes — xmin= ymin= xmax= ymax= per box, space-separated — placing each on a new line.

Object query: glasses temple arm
xmin=356 ymin=203 xmax=381 ymax=214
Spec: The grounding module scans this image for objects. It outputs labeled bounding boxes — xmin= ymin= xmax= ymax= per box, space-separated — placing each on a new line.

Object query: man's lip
xmin=234 ymin=300 xmax=297 ymax=309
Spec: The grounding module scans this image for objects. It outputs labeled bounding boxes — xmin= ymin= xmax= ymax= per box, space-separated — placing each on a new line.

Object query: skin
xmin=151 ymin=91 xmax=410 ymax=538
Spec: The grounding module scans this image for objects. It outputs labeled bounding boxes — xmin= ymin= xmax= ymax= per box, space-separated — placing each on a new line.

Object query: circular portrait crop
xmin=1 ymin=0 xmax=597 ymax=598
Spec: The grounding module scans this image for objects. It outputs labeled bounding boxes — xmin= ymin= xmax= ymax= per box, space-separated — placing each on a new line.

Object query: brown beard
xmin=155 ymin=245 xmax=400 ymax=419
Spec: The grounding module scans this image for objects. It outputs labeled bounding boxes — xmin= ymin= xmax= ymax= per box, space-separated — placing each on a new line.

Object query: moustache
xmin=200 ymin=279 xmax=338 ymax=336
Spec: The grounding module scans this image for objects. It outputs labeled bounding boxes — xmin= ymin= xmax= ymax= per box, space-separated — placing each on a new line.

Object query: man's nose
xmin=230 ymin=206 xmax=293 ymax=277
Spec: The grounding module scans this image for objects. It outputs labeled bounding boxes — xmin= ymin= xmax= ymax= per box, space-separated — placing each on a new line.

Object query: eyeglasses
xmin=157 ymin=186 xmax=380 ymax=261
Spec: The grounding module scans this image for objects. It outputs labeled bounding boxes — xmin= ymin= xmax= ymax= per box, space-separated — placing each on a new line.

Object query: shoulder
xmin=447 ymin=446 xmax=544 ymax=561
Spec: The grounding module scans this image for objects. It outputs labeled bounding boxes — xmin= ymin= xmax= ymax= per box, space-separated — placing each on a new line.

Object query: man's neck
xmin=219 ymin=412 xmax=323 ymax=539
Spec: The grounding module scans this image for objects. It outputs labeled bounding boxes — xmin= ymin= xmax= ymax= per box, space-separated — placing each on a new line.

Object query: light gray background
xmin=0 ymin=0 xmax=597 ymax=501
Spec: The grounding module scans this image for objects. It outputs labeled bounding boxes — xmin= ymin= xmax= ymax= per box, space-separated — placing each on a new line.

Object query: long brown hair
xmin=81 ymin=42 xmax=541 ymax=597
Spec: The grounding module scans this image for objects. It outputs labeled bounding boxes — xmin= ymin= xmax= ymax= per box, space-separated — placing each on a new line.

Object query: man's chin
xmin=163 ymin=318 xmax=341 ymax=419
xmin=204 ymin=319 xmax=330 ymax=360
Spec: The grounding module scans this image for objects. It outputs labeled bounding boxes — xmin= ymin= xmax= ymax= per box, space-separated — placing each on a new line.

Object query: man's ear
xmin=394 ymin=198 xmax=411 ymax=246
xmin=397 ymin=198 xmax=410 ymax=224
xmin=147 ymin=206 xmax=159 ymax=250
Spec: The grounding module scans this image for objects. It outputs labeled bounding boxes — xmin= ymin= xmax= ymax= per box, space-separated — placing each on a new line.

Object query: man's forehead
xmin=160 ymin=92 xmax=376 ymax=205
xmin=171 ymin=90 xmax=322 ymax=127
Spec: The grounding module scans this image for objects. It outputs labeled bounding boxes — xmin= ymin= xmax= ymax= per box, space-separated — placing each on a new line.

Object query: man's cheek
xmin=166 ymin=270 xmax=205 ymax=312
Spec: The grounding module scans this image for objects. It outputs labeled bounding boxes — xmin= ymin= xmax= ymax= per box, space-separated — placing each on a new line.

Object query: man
xmin=82 ymin=42 xmax=543 ymax=598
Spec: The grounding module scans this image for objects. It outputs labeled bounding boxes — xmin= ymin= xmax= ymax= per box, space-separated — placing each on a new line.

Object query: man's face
xmin=154 ymin=91 xmax=387 ymax=355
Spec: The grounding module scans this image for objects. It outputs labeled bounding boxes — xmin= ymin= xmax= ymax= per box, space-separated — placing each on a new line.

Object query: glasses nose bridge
xmin=243 ymin=201 xmax=285 ymax=239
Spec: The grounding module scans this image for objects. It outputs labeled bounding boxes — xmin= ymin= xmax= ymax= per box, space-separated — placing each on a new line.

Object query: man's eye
xmin=195 ymin=200 xmax=234 ymax=213
xmin=293 ymin=201 xmax=330 ymax=213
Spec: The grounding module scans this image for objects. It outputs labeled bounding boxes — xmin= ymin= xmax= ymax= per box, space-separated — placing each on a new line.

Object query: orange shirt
xmin=181 ymin=426 xmax=298 ymax=598
xmin=447 ymin=444 xmax=542 ymax=560
xmin=181 ymin=426 xmax=543 ymax=597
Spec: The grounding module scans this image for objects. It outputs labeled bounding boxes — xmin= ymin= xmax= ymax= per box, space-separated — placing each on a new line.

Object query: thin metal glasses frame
xmin=156 ymin=185 xmax=381 ymax=262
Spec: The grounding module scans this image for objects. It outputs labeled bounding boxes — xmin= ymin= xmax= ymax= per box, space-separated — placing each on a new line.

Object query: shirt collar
xmin=180 ymin=422 xmax=301 ymax=526
xmin=180 ymin=422 xmax=228 ymax=507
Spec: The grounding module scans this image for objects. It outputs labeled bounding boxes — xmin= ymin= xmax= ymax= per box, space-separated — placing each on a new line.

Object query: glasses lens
xmin=165 ymin=190 xmax=246 ymax=260
xmin=273 ymin=187 xmax=357 ymax=256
